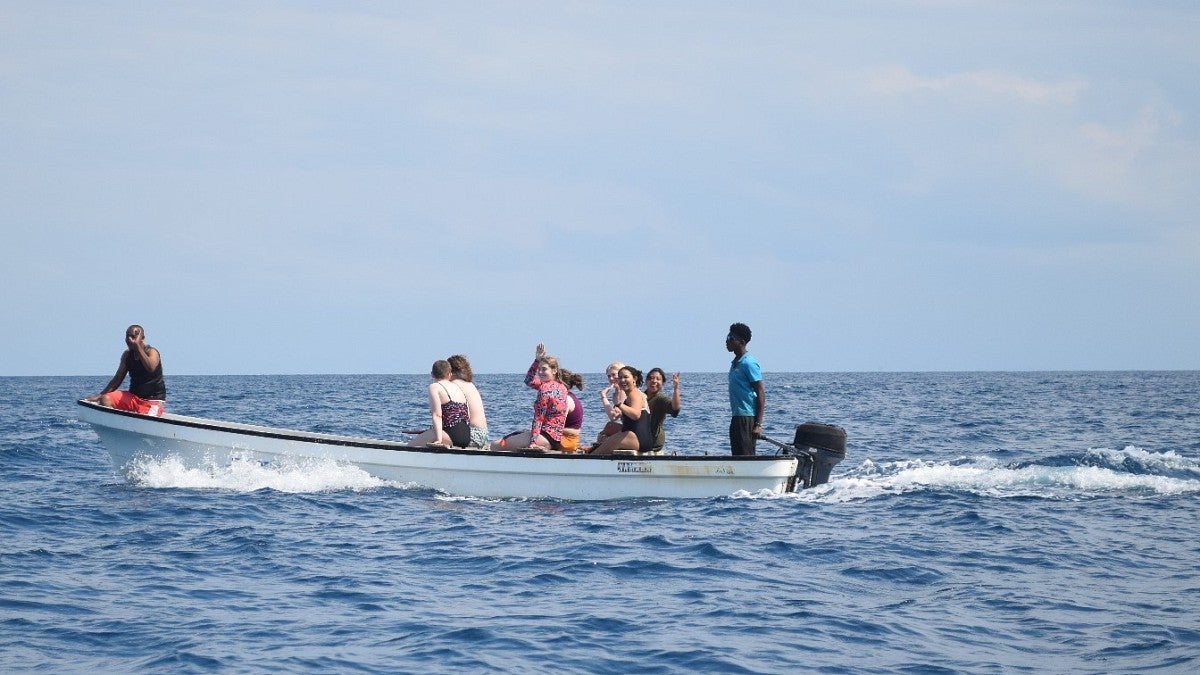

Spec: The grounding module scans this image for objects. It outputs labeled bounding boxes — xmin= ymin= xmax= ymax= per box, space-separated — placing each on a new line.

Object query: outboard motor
xmin=791 ymin=422 xmax=847 ymax=488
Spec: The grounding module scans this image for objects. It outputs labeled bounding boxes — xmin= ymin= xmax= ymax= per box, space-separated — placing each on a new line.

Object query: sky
xmin=2 ymin=2 xmax=1198 ymax=376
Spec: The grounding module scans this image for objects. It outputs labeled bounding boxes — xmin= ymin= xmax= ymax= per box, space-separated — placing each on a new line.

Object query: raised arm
xmin=601 ymin=384 xmax=627 ymax=421
xmin=670 ymin=373 xmax=681 ymax=414
xmin=524 ymin=343 xmax=546 ymax=389
xmin=128 ymin=332 xmax=160 ymax=373
xmin=601 ymin=384 xmax=616 ymax=419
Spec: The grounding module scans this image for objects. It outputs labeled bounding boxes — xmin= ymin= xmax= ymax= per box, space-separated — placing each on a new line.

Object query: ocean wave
xmin=1079 ymin=445 xmax=1200 ymax=478
xmin=123 ymin=454 xmax=396 ymax=493
xmin=116 ymin=443 xmax=1200 ymax=503
xmin=754 ymin=446 xmax=1200 ymax=502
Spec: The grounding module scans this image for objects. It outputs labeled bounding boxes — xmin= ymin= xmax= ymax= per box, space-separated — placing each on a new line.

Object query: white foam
xmin=123 ymin=453 xmax=395 ymax=493
xmin=120 ymin=446 xmax=1200 ymax=500
xmin=1085 ymin=445 xmax=1200 ymax=474
xmin=746 ymin=448 xmax=1200 ymax=503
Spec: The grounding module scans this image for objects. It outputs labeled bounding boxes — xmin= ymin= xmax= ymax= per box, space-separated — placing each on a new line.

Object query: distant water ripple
xmin=1 ymin=372 xmax=1199 ymax=672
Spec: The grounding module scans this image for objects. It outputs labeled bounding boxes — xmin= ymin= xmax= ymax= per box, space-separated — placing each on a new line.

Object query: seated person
xmin=645 ymin=368 xmax=681 ymax=454
xmin=588 ymin=366 xmax=652 ymax=454
xmin=448 ymin=354 xmax=489 ymax=449
xmin=491 ymin=344 xmax=569 ymax=452
xmin=558 ymin=369 xmax=585 ymax=452
xmin=85 ymin=324 xmax=166 ymax=417
xmin=596 ymin=360 xmax=626 ymax=444
xmin=406 ymin=360 xmax=471 ymax=448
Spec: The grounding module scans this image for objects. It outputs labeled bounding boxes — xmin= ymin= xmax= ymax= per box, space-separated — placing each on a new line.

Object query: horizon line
xmin=7 ymin=368 xmax=1199 ymax=378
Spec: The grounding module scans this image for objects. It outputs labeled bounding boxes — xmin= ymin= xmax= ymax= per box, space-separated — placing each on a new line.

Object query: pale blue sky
xmin=3 ymin=2 xmax=1197 ymax=375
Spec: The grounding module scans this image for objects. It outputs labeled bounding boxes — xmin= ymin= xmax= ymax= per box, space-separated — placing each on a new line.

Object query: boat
xmin=76 ymin=399 xmax=846 ymax=500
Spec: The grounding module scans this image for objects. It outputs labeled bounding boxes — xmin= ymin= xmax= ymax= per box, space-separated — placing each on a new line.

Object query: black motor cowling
xmin=792 ymin=422 xmax=847 ymax=488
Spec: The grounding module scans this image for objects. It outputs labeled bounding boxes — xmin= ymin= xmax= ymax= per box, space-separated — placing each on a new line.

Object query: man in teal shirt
xmin=726 ymin=322 xmax=765 ymax=456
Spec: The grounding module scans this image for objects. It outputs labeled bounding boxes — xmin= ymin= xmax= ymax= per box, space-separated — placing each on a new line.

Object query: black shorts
xmin=446 ymin=421 xmax=471 ymax=448
xmin=730 ymin=416 xmax=758 ymax=456
xmin=539 ymin=431 xmax=563 ymax=451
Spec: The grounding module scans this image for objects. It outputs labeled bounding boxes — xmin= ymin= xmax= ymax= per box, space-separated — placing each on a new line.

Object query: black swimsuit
xmin=621 ymin=404 xmax=654 ymax=452
xmin=438 ymin=383 xmax=471 ymax=448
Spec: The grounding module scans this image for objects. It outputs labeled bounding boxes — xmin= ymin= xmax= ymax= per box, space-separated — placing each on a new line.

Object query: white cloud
xmin=1024 ymin=103 xmax=1200 ymax=222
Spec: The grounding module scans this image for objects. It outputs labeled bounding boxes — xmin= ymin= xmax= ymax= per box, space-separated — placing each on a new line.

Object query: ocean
xmin=2 ymin=371 xmax=1198 ymax=673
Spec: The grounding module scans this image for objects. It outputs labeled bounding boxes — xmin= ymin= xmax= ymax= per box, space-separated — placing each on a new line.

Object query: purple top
xmin=565 ymin=391 xmax=583 ymax=430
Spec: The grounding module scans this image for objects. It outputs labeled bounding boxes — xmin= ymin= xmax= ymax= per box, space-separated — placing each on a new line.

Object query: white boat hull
xmin=77 ymin=401 xmax=802 ymax=499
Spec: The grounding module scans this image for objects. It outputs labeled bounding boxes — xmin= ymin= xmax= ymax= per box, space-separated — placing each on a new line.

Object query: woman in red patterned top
xmin=491 ymin=343 xmax=570 ymax=451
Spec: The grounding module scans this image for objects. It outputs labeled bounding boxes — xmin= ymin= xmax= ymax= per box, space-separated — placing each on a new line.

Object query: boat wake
xmin=123 ymin=453 xmax=404 ymax=493
xmin=740 ymin=446 xmax=1200 ymax=503
xmin=118 ymin=445 xmax=1200 ymax=501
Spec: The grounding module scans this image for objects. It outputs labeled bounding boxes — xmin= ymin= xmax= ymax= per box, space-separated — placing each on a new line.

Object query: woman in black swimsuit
xmin=588 ymin=366 xmax=653 ymax=454
xmin=406 ymin=360 xmax=472 ymax=448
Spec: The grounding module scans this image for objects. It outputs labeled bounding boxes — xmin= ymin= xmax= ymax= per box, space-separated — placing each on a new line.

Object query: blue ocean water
xmin=2 ymin=371 xmax=1199 ymax=673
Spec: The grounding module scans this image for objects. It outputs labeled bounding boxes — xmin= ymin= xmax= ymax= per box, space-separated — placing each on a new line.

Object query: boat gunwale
xmin=76 ymin=399 xmax=792 ymax=463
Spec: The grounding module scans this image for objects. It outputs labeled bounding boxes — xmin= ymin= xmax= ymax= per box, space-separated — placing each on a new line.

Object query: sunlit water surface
xmin=2 ymin=372 xmax=1198 ymax=673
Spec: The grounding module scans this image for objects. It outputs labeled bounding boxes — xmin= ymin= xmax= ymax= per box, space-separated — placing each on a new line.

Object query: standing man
xmin=726 ymin=322 xmax=764 ymax=456
xmin=86 ymin=324 xmax=166 ymax=416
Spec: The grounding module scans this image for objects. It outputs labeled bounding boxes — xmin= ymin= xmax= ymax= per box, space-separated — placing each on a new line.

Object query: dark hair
xmin=619 ymin=366 xmax=644 ymax=387
xmin=431 ymin=359 xmax=452 ymax=379
xmin=646 ymin=367 xmax=666 ymax=384
xmin=558 ymin=368 xmax=584 ymax=391
xmin=447 ymin=354 xmax=473 ymax=382
xmin=728 ymin=322 xmax=752 ymax=344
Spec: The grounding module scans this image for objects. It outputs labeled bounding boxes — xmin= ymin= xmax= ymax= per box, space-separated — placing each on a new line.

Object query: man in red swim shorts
xmin=85 ymin=324 xmax=167 ymax=416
